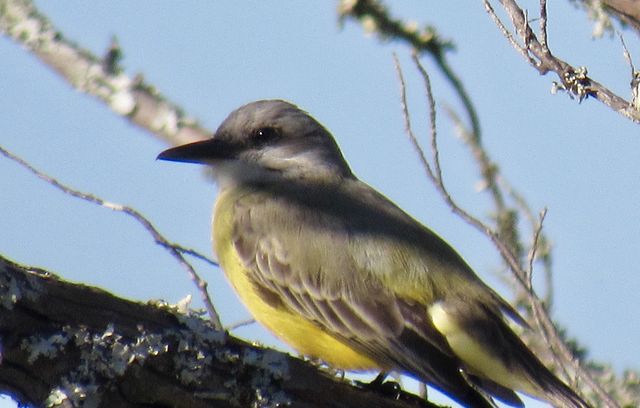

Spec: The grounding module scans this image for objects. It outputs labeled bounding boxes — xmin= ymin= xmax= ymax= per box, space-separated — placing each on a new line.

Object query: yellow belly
xmin=213 ymin=190 xmax=380 ymax=370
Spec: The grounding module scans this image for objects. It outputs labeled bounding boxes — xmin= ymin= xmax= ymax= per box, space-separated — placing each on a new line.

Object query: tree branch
xmin=0 ymin=255 xmax=442 ymax=408
xmin=0 ymin=144 xmax=222 ymax=329
xmin=486 ymin=0 xmax=640 ymax=123
xmin=394 ymin=56 xmax=636 ymax=407
xmin=0 ymin=0 xmax=211 ymax=146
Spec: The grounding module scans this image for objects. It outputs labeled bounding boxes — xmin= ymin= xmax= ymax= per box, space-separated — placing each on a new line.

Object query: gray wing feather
xmin=229 ymin=189 xmax=508 ymax=408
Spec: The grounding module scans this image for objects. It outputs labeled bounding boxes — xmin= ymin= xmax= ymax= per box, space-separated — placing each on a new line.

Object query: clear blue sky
xmin=1 ymin=2 xmax=638 ymax=407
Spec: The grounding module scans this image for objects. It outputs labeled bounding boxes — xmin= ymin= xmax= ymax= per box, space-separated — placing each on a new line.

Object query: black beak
xmin=157 ymin=138 xmax=237 ymax=164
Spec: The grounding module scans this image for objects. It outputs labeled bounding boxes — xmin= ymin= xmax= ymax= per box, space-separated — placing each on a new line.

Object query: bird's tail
xmin=487 ymin=315 xmax=592 ymax=408
xmin=429 ymin=300 xmax=592 ymax=408
xmin=517 ymin=350 xmax=591 ymax=408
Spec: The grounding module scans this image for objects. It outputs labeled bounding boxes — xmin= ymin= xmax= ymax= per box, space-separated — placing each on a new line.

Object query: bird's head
xmin=157 ymin=100 xmax=353 ymax=185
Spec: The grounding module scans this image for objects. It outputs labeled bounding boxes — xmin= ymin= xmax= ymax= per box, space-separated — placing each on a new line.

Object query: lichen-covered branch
xmin=0 ymin=0 xmax=211 ymax=146
xmin=339 ymin=0 xmax=640 ymax=124
xmin=488 ymin=0 xmax=640 ymax=124
xmin=0 ymin=255 xmax=442 ymax=408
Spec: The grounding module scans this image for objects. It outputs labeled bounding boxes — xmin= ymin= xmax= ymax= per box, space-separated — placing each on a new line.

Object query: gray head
xmin=158 ymin=100 xmax=353 ymax=183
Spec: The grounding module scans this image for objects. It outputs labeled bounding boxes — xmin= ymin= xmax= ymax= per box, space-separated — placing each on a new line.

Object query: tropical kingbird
xmin=158 ymin=100 xmax=589 ymax=408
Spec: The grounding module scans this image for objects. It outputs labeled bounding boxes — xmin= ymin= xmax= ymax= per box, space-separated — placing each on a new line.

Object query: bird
xmin=157 ymin=100 xmax=590 ymax=408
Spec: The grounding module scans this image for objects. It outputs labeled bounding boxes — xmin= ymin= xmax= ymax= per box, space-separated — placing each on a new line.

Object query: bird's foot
xmin=357 ymin=373 xmax=439 ymax=407
xmin=356 ymin=372 xmax=402 ymax=399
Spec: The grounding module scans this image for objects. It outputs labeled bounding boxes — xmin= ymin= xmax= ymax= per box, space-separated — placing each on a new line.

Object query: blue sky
xmin=1 ymin=2 xmax=639 ymax=407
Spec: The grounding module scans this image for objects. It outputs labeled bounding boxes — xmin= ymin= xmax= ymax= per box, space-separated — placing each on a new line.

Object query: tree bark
xmin=0 ymin=254 xmax=439 ymax=408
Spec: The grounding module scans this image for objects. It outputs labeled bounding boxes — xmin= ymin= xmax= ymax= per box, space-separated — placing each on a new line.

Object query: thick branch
xmin=0 ymin=254 xmax=441 ymax=408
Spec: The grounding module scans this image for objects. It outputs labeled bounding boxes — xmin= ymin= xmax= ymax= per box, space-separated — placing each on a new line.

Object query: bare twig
xmin=394 ymin=54 xmax=530 ymax=296
xmin=415 ymin=54 xmax=445 ymax=182
xmin=447 ymin=101 xmax=556 ymax=308
xmin=619 ymin=34 xmax=636 ymax=75
xmin=522 ymin=208 xmax=575 ymax=382
xmin=525 ymin=208 xmax=547 ymax=290
xmin=497 ymin=176 xmax=554 ymax=307
xmin=226 ymin=318 xmax=257 ymax=331
xmin=164 ymin=244 xmax=219 ymax=268
xmin=394 ymin=64 xmax=546 ymax=387
xmin=432 ymin=53 xmax=483 ymax=143
xmin=393 ymin=58 xmax=615 ymax=406
xmin=483 ymin=0 xmax=538 ymax=66
xmin=0 ymin=144 xmax=222 ymax=329
xmin=390 ymin=60 xmax=615 ymax=406
xmin=520 ymin=209 xmax=577 ymax=384
xmin=338 ymin=0 xmax=452 ymax=54
xmin=619 ymin=33 xmax=640 ymax=111
xmin=407 ymin=56 xmax=529 ymax=285
xmin=392 ymin=54 xmax=437 ymax=184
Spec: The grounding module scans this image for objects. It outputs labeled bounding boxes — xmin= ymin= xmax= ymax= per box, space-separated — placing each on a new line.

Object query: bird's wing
xmin=226 ymin=185 xmax=523 ymax=407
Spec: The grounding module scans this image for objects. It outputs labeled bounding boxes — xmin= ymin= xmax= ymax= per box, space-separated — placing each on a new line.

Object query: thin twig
xmin=522 ymin=209 xmax=574 ymax=382
xmin=482 ymin=0 xmax=538 ymax=67
xmin=524 ymin=210 xmax=571 ymax=377
xmin=226 ymin=318 xmax=256 ymax=331
xmin=441 ymin=106 xmax=517 ymax=262
xmin=497 ymin=175 xmax=554 ymax=307
xmin=432 ymin=53 xmax=483 ymax=143
xmin=393 ymin=59 xmax=610 ymax=406
xmin=412 ymin=52 xmax=444 ymax=184
xmin=619 ymin=34 xmax=636 ymax=74
xmin=162 ymin=243 xmax=219 ymax=268
xmin=525 ymin=208 xmax=547 ymax=290
xmin=395 ymin=56 xmax=504 ymax=269
xmin=406 ymin=57 xmax=529 ymax=290
xmin=0 ymin=144 xmax=222 ymax=330
xmin=392 ymin=53 xmax=437 ymax=183
xmin=340 ymin=0 xmax=482 ymax=140
xmin=619 ymin=33 xmax=640 ymax=111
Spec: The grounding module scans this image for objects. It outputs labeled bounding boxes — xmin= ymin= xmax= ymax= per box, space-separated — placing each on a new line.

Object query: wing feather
xmin=227 ymin=186 xmax=503 ymax=407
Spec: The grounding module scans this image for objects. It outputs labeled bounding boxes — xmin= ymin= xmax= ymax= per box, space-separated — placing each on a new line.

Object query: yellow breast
xmin=212 ymin=188 xmax=381 ymax=370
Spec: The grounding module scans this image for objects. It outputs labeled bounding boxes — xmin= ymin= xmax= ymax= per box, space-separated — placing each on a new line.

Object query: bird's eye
xmin=253 ymin=127 xmax=280 ymax=146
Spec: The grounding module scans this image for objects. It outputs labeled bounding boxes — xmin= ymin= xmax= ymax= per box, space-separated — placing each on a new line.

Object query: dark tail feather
xmin=392 ymin=331 xmax=498 ymax=408
xmin=532 ymin=364 xmax=591 ymax=408
xmin=468 ymin=375 xmax=524 ymax=407
xmin=472 ymin=304 xmax=591 ymax=408
xmin=498 ymin=319 xmax=591 ymax=407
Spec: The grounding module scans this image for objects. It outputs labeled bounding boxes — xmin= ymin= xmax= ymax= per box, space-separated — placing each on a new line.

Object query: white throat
xmin=209 ymin=160 xmax=276 ymax=191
